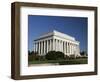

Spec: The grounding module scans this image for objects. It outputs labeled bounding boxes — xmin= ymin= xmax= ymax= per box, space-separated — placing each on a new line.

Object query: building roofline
xmin=34 ymin=30 xmax=75 ymax=41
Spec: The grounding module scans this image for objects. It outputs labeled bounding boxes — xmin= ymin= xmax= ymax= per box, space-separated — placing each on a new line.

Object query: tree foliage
xmin=45 ymin=51 xmax=65 ymax=60
xmin=28 ymin=50 xmax=39 ymax=61
xmin=80 ymin=51 xmax=87 ymax=56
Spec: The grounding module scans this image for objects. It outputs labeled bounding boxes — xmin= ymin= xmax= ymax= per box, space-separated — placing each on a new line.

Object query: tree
xmin=69 ymin=54 xmax=75 ymax=59
xmin=45 ymin=51 xmax=65 ymax=60
xmin=45 ymin=51 xmax=56 ymax=60
xmin=28 ymin=50 xmax=31 ymax=55
xmin=55 ymin=51 xmax=65 ymax=59
xmin=28 ymin=50 xmax=39 ymax=61
xmin=80 ymin=51 xmax=87 ymax=56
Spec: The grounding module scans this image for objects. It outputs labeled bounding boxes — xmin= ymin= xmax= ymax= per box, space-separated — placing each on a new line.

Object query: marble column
xmin=45 ymin=41 xmax=47 ymax=53
xmin=64 ymin=41 xmax=66 ymax=54
xmin=53 ymin=39 xmax=55 ymax=51
xmin=61 ymin=41 xmax=63 ymax=52
xmin=65 ymin=42 xmax=67 ymax=54
xmin=41 ymin=41 xmax=43 ymax=55
xmin=77 ymin=45 xmax=80 ymax=55
xmin=58 ymin=40 xmax=60 ymax=51
xmin=42 ymin=41 xmax=44 ymax=54
xmin=35 ymin=42 xmax=37 ymax=53
xmin=73 ymin=44 xmax=74 ymax=54
xmin=50 ymin=39 xmax=52 ymax=51
xmin=75 ymin=44 xmax=77 ymax=55
xmin=55 ymin=39 xmax=57 ymax=51
xmin=68 ymin=42 xmax=69 ymax=54
xmin=63 ymin=41 xmax=64 ymax=52
xmin=57 ymin=40 xmax=59 ymax=51
xmin=60 ymin=40 xmax=62 ymax=52
xmin=69 ymin=42 xmax=71 ymax=54
xmin=48 ymin=40 xmax=50 ymax=52
xmin=59 ymin=40 xmax=60 ymax=51
xmin=44 ymin=41 xmax=45 ymax=55
xmin=72 ymin=44 xmax=73 ymax=54
xmin=70 ymin=43 xmax=72 ymax=55
xmin=67 ymin=42 xmax=68 ymax=54
xmin=47 ymin=40 xmax=48 ymax=53
xmin=40 ymin=42 xmax=41 ymax=55
xmin=38 ymin=42 xmax=40 ymax=55
xmin=71 ymin=43 xmax=73 ymax=54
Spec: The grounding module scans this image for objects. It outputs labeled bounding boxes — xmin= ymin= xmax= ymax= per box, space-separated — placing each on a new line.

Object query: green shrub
xmin=55 ymin=51 xmax=65 ymax=60
xmin=45 ymin=51 xmax=65 ymax=60
xmin=28 ymin=50 xmax=40 ymax=61
xmin=69 ymin=54 xmax=75 ymax=59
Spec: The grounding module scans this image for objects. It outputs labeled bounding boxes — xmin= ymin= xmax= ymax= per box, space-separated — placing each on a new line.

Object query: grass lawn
xmin=59 ymin=58 xmax=87 ymax=65
xmin=28 ymin=58 xmax=87 ymax=65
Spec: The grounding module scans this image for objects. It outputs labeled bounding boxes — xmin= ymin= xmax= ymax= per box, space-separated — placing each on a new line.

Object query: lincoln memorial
xmin=33 ymin=30 xmax=80 ymax=57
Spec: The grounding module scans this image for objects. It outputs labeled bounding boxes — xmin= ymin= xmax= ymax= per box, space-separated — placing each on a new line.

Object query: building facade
xmin=33 ymin=30 xmax=80 ymax=57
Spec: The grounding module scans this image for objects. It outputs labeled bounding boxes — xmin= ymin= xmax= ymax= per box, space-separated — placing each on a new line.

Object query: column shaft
xmin=35 ymin=42 xmax=37 ymax=53
xmin=55 ymin=39 xmax=57 ymax=51
xmin=66 ymin=42 xmax=67 ymax=53
xmin=47 ymin=40 xmax=48 ymax=53
xmin=38 ymin=42 xmax=40 ymax=55
xmin=72 ymin=43 xmax=73 ymax=54
xmin=39 ymin=42 xmax=41 ymax=55
xmin=58 ymin=40 xmax=59 ymax=51
xmin=62 ymin=41 xmax=63 ymax=52
xmin=41 ymin=41 xmax=43 ymax=55
xmin=63 ymin=41 xmax=64 ymax=53
xmin=70 ymin=43 xmax=72 ymax=55
xmin=44 ymin=41 xmax=45 ymax=55
xmin=67 ymin=42 xmax=68 ymax=54
xmin=57 ymin=40 xmax=58 ymax=51
xmin=64 ymin=42 xmax=66 ymax=55
xmin=49 ymin=39 xmax=52 ymax=51
xmin=60 ymin=40 xmax=61 ymax=51
xmin=53 ymin=39 xmax=55 ymax=51
xmin=69 ymin=43 xmax=70 ymax=54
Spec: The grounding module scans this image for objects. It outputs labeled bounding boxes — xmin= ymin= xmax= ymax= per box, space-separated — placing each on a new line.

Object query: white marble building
xmin=33 ymin=30 xmax=80 ymax=57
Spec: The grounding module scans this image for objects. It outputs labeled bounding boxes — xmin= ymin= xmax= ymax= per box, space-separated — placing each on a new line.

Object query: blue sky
xmin=28 ymin=15 xmax=88 ymax=52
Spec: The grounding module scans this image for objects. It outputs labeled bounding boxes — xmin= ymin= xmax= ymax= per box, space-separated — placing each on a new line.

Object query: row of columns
xmin=34 ymin=39 xmax=80 ymax=56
